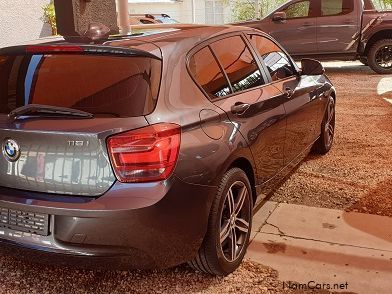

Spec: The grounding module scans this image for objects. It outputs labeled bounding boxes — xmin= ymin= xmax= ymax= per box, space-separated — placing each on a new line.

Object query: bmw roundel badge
xmin=2 ymin=138 xmax=21 ymax=162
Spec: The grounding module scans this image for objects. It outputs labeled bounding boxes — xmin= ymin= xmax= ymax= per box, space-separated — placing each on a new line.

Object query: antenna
xmin=84 ymin=23 xmax=111 ymax=42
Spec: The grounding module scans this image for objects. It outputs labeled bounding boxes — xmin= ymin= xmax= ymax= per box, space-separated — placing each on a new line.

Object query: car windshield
xmin=0 ymin=54 xmax=161 ymax=117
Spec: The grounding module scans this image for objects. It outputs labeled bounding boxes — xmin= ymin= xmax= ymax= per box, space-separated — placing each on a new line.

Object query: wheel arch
xmin=363 ymin=30 xmax=392 ymax=56
xmin=227 ymin=157 xmax=257 ymax=206
xmin=330 ymin=89 xmax=336 ymax=101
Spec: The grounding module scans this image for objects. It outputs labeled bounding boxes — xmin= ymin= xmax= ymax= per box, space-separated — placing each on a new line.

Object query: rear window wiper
xmin=8 ymin=104 xmax=94 ymax=120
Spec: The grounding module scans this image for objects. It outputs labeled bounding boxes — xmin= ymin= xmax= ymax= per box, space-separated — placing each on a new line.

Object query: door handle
xmin=284 ymin=87 xmax=294 ymax=99
xmin=302 ymin=22 xmax=313 ymax=27
xmin=231 ymin=102 xmax=250 ymax=115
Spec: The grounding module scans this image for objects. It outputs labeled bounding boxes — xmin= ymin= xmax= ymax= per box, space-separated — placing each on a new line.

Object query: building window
xmin=205 ymin=0 xmax=224 ymax=24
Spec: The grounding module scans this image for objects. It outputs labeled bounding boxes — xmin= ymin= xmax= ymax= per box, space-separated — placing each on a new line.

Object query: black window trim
xmin=186 ymin=31 xmax=271 ymax=102
xmin=187 ymin=45 xmax=233 ymax=101
xmin=208 ymin=45 xmax=234 ymax=95
xmin=245 ymin=33 xmax=300 ymax=87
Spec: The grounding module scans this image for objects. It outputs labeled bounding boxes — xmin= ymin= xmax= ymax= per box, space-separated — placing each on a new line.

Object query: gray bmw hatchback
xmin=0 ymin=24 xmax=336 ymax=275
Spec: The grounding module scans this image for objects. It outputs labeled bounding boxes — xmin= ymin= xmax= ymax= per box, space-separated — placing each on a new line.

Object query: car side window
xmin=248 ymin=35 xmax=295 ymax=82
xmin=189 ymin=46 xmax=231 ymax=99
xmin=209 ymin=36 xmax=265 ymax=93
xmin=284 ymin=1 xmax=311 ymax=19
xmin=321 ymin=0 xmax=354 ymax=16
xmin=140 ymin=19 xmax=155 ymax=24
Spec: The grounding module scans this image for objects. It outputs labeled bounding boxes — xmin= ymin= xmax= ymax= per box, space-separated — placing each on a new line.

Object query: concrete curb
xmin=247 ymin=202 xmax=392 ymax=293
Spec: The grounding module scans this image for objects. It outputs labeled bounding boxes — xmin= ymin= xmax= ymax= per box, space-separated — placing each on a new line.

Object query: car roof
xmin=2 ymin=24 xmax=262 ymax=59
xmin=113 ymin=24 xmax=255 ymax=43
xmin=106 ymin=24 xmax=260 ymax=55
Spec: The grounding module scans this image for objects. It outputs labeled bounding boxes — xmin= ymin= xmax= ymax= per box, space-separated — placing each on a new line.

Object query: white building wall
xmin=128 ymin=0 xmax=231 ymax=24
xmin=0 ymin=0 xmax=52 ymax=48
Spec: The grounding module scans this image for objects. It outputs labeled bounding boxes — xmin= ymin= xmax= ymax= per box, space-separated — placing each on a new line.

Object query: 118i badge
xmin=2 ymin=138 xmax=21 ymax=162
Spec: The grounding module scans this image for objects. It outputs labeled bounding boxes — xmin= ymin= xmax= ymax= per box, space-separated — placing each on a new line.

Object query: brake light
xmin=107 ymin=123 xmax=181 ymax=183
xmin=26 ymin=45 xmax=83 ymax=53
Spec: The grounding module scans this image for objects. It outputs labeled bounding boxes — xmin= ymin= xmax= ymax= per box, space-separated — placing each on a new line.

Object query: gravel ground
xmin=0 ymin=255 xmax=328 ymax=294
xmin=0 ymin=61 xmax=388 ymax=293
xmin=270 ymin=62 xmax=392 ymax=217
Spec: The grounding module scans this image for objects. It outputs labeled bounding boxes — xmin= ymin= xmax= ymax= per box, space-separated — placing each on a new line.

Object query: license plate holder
xmin=0 ymin=206 xmax=49 ymax=236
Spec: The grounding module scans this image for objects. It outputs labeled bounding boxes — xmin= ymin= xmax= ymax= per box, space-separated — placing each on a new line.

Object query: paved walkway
xmin=247 ymin=202 xmax=392 ymax=293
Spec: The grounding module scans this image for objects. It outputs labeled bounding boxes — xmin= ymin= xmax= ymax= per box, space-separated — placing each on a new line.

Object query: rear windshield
xmin=0 ymin=54 xmax=161 ymax=117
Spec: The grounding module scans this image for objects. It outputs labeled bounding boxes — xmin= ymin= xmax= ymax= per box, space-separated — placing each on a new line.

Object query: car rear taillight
xmin=107 ymin=123 xmax=181 ymax=183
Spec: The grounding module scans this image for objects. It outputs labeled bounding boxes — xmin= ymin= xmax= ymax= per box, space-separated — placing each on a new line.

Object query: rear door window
xmin=0 ymin=54 xmax=161 ymax=117
xmin=248 ymin=35 xmax=296 ymax=81
xmin=320 ymin=0 xmax=354 ymax=16
xmin=189 ymin=46 xmax=231 ymax=99
xmin=209 ymin=35 xmax=265 ymax=93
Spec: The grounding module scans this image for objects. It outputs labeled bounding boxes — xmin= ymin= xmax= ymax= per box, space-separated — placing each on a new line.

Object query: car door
xmin=262 ymin=0 xmax=318 ymax=55
xmin=188 ymin=34 xmax=287 ymax=185
xmin=316 ymin=0 xmax=360 ymax=53
xmin=247 ymin=34 xmax=321 ymax=166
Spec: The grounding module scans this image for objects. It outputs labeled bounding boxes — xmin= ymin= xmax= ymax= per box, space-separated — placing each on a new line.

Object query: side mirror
xmin=301 ymin=58 xmax=325 ymax=75
xmin=272 ymin=12 xmax=287 ymax=22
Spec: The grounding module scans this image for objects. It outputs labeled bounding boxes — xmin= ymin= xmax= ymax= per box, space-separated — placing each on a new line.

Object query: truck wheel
xmin=368 ymin=39 xmax=392 ymax=74
xmin=359 ymin=57 xmax=368 ymax=66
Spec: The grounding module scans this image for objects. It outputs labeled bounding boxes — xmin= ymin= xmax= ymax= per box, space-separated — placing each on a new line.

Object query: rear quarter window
xmin=188 ymin=46 xmax=231 ymax=99
xmin=0 ymin=54 xmax=161 ymax=117
xmin=321 ymin=0 xmax=354 ymax=16
xmin=209 ymin=36 xmax=265 ymax=93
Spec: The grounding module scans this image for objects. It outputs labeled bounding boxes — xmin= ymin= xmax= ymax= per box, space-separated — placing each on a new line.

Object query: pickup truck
xmin=237 ymin=0 xmax=392 ymax=74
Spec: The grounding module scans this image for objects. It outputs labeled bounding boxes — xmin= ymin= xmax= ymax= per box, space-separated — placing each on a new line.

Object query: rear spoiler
xmin=0 ymin=44 xmax=161 ymax=60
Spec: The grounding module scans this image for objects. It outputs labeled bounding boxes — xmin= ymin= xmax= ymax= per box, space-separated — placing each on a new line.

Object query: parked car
xmin=0 ymin=24 xmax=336 ymax=275
xmin=236 ymin=0 xmax=392 ymax=74
xmin=129 ymin=13 xmax=178 ymax=25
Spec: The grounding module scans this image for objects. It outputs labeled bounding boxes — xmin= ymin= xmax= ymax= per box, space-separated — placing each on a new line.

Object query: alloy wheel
xmin=325 ymin=97 xmax=335 ymax=148
xmin=219 ymin=180 xmax=251 ymax=262
xmin=375 ymin=45 xmax=392 ymax=68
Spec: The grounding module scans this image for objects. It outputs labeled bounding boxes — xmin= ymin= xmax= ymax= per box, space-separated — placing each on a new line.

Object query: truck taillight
xmin=107 ymin=123 xmax=181 ymax=183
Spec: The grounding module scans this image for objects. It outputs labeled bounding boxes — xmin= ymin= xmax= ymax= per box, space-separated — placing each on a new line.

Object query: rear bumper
xmin=0 ymin=238 xmax=155 ymax=270
xmin=0 ymin=176 xmax=216 ymax=269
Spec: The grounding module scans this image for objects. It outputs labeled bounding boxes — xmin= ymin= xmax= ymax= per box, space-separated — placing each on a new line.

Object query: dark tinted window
xmin=321 ymin=0 xmax=354 ymax=16
xmin=140 ymin=19 xmax=155 ymax=24
xmin=210 ymin=36 xmax=265 ymax=93
xmin=249 ymin=35 xmax=295 ymax=81
xmin=189 ymin=46 xmax=231 ymax=99
xmin=0 ymin=54 xmax=161 ymax=117
xmin=284 ymin=1 xmax=310 ymax=18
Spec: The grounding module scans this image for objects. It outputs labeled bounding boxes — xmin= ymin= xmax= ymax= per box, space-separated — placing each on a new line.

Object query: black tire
xmin=368 ymin=39 xmax=392 ymax=74
xmin=359 ymin=56 xmax=368 ymax=66
xmin=188 ymin=168 xmax=253 ymax=276
xmin=313 ymin=96 xmax=335 ymax=155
